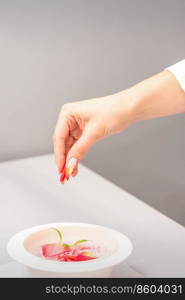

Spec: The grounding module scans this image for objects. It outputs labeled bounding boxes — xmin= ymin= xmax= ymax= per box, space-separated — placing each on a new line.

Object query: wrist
xmin=121 ymin=70 xmax=177 ymax=123
xmin=112 ymin=88 xmax=143 ymax=127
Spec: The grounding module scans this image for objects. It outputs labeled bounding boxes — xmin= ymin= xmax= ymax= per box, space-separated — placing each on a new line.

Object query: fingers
xmin=60 ymin=127 xmax=97 ymax=183
xmin=58 ymin=136 xmax=78 ymax=182
xmin=53 ymin=117 xmax=69 ymax=174
xmin=53 ymin=103 xmax=99 ymax=183
xmin=66 ymin=126 xmax=98 ymax=165
xmin=66 ymin=135 xmax=75 ymax=154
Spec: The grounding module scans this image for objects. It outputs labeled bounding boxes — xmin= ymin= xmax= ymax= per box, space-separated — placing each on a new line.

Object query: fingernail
xmin=66 ymin=157 xmax=77 ymax=175
xmin=67 ymin=157 xmax=77 ymax=168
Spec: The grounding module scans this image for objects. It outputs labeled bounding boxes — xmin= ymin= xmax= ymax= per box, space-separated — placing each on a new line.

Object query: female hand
xmin=53 ymin=69 xmax=185 ymax=181
xmin=53 ymin=91 xmax=135 ymax=178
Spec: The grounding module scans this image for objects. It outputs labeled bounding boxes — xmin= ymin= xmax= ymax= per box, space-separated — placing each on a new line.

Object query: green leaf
xmin=52 ymin=228 xmax=63 ymax=245
xmin=73 ymin=239 xmax=88 ymax=246
xmin=63 ymin=243 xmax=70 ymax=248
xmin=52 ymin=228 xmax=88 ymax=248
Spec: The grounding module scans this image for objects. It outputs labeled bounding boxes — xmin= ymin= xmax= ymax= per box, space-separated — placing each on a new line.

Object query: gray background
xmin=0 ymin=0 xmax=185 ymax=225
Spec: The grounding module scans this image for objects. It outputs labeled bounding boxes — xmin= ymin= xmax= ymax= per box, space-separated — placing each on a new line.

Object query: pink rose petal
xmin=42 ymin=243 xmax=64 ymax=257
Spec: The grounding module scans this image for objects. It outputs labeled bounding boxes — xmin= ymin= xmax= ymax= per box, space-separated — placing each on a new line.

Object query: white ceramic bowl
xmin=7 ymin=222 xmax=133 ymax=278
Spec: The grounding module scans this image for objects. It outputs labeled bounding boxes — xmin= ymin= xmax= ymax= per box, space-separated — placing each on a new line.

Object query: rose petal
xmin=41 ymin=243 xmax=98 ymax=262
xmin=75 ymin=254 xmax=96 ymax=261
xmin=60 ymin=168 xmax=70 ymax=184
xmin=42 ymin=243 xmax=64 ymax=257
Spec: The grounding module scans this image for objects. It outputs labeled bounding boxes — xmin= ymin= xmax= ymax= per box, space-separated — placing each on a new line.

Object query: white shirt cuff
xmin=166 ymin=59 xmax=185 ymax=92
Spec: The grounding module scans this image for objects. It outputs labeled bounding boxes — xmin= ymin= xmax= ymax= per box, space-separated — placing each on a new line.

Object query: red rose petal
xmin=75 ymin=254 xmax=96 ymax=261
xmin=60 ymin=172 xmax=66 ymax=183
xmin=60 ymin=167 xmax=70 ymax=184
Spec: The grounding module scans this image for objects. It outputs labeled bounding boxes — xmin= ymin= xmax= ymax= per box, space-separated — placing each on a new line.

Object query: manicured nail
xmin=67 ymin=157 xmax=78 ymax=168
xmin=66 ymin=157 xmax=77 ymax=175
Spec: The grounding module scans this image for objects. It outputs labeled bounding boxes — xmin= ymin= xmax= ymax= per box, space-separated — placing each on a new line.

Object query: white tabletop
xmin=0 ymin=154 xmax=185 ymax=277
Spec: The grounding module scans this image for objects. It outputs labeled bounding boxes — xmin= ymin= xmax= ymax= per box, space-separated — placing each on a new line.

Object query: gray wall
xmin=0 ymin=0 xmax=185 ymax=225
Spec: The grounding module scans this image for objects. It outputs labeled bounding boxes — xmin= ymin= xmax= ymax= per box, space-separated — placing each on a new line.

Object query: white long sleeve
xmin=167 ymin=59 xmax=185 ymax=92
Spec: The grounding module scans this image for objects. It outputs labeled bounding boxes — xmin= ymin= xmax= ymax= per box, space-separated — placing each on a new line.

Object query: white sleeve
xmin=166 ymin=59 xmax=185 ymax=92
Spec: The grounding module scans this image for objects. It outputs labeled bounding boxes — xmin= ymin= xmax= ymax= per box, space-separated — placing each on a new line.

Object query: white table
xmin=0 ymin=154 xmax=185 ymax=277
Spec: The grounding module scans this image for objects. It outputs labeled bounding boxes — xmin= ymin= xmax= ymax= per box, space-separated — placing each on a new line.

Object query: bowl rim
xmin=7 ymin=222 xmax=133 ymax=273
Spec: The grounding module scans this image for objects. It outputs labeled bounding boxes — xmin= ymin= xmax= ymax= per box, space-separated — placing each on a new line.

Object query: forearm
xmin=53 ymin=61 xmax=185 ymax=175
xmin=117 ymin=70 xmax=185 ymax=124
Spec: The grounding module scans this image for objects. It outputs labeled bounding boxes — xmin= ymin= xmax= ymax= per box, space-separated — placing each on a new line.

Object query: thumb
xmin=66 ymin=127 xmax=97 ymax=165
